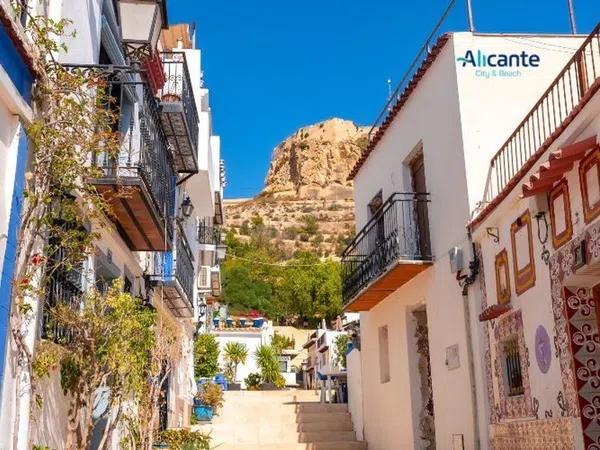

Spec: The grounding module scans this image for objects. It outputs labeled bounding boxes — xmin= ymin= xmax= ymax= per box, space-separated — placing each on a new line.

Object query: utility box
xmin=448 ymin=246 xmax=463 ymax=273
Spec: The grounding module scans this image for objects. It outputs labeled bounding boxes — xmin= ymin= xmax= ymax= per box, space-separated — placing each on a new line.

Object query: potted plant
xmin=193 ymin=382 xmax=224 ymax=422
xmin=255 ymin=344 xmax=284 ymax=390
xmin=244 ymin=372 xmax=261 ymax=390
xmin=223 ymin=342 xmax=248 ymax=390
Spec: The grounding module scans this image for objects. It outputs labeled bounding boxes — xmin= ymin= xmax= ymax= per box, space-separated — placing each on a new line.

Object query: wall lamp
xmin=181 ymin=196 xmax=193 ymax=218
xmin=535 ymin=211 xmax=550 ymax=265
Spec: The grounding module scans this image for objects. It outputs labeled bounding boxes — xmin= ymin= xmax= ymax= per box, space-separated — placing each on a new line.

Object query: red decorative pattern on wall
xmin=549 ymin=180 xmax=573 ymax=249
xmin=510 ymin=210 xmax=536 ymax=295
xmin=579 ymin=147 xmax=600 ymax=224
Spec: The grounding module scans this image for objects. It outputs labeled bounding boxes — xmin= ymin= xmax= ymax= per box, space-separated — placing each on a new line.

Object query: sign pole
xmin=466 ymin=0 xmax=475 ymax=32
xmin=566 ymin=0 xmax=577 ymax=34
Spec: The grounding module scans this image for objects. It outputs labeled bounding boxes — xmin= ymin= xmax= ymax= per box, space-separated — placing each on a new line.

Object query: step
xmin=211 ymin=443 xmax=366 ymax=450
xmin=296 ymin=403 xmax=348 ymax=413
xmin=311 ymin=442 xmax=367 ymax=450
xmin=298 ymin=420 xmax=353 ymax=432
xmin=299 ymin=431 xmax=356 ymax=443
xmin=297 ymin=412 xmax=352 ymax=423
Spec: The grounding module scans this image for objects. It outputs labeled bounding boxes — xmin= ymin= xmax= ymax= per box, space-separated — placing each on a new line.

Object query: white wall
xmin=347 ymin=349 xmax=364 ymax=441
xmin=351 ymin=33 xmax=587 ymax=450
xmin=215 ymin=332 xmax=264 ymax=384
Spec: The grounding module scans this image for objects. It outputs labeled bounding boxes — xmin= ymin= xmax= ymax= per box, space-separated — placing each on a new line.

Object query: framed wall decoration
xmin=549 ymin=180 xmax=573 ymax=249
xmin=510 ymin=210 xmax=536 ymax=295
xmin=495 ymin=249 xmax=511 ymax=305
xmin=579 ymin=147 xmax=600 ymax=224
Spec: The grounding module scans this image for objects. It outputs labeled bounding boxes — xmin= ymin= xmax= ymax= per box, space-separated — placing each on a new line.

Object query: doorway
xmin=410 ymin=154 xmax=431 ymax=259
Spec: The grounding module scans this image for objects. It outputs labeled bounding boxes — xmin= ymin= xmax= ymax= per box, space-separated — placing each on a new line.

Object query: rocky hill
xmin=225 ymin=118 xmax=368 ymax=256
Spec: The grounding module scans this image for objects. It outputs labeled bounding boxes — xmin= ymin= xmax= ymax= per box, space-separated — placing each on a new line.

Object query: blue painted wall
xmin=0 ymin=21 xmax=33 ymax=400
xmin=0 ymin=22 xmax=33 ymax=103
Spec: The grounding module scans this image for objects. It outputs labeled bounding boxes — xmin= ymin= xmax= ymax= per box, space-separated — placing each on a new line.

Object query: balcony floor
xmin=95 ymin=179 xmax=170 ymax=251
xmin=160 ymin=103 xmax=198 ymax=173
xmin=344 ymin=260 xmax=432 ymax=312
xmin=151 ymin=279 xmax=194 ymax=318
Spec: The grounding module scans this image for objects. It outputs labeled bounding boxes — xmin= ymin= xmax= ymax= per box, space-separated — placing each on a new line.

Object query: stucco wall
xmin=471 ymin=86 xmax=600 ymax=449
xmin=351 ymin=32 xmax=588 ymax=450
xmin=347 ymin=349 xmax=364 ymax=441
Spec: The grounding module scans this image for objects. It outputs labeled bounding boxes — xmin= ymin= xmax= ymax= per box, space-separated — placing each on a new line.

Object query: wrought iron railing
xmin=480 ymin=23 xmax=600 ymax=207
xmin=341 ymin=193 xmax=432 ymax=304
xmin=175 ymin=233 xmax=195 ymax=304
xmin=152 ymin=230 xmax=195 ymax=306
xmin=93 ymin=82 xmax=176 ymax=239
xmin=198 ymin=219 xmax=221 ymax=245
xmin=367 ymin=0 xmax=456 ymax=145
xmin=159 ymin=51 xmax=200 ymax=152
xmin=42 ymin=228 xmax=83 ymax=342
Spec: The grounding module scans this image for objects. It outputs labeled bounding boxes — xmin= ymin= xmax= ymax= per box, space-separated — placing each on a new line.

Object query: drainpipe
xmin=459 ymin=237 xmax=481 ymax=450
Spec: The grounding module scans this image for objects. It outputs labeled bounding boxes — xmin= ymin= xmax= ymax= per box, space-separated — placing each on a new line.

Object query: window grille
xmin=503 ymin=338 xmax=524 ymax=397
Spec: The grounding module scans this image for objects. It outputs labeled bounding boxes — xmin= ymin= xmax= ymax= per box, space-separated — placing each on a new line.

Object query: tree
xmin=33 ymin=281 xmax=156 ymax=449
xmin=334 ymin=334 xmax=350 ymax=368
xmin=194 ymin=334 xmax=220 ymax=379
xmin=9 ymin=9 xmax=123 ymax=447
xmin=223 ymin=342 xmax=248 ymax=382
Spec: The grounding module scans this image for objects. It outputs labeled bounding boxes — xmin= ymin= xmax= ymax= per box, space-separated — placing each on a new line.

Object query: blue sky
xmin=168 ymin=0 xmax=599 ymax=199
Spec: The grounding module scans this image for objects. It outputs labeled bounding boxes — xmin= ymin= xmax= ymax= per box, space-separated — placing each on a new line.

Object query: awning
xmin=522 ymin=136 xmax=598 ymax=197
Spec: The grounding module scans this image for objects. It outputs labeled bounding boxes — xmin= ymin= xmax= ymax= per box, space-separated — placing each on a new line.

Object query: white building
xmin=468 ymin=25 xmax=600 ymax=449
xmin=343 ymin=31 xmax=588 ymax=450
xmin=212 ymin=320 xmax=274 ymax=386
xmin=0 ymin=1 xmax=226 ymax=448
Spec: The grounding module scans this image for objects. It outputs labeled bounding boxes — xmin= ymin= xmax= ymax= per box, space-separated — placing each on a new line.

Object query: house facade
xmin=0 ymin=1 xmax=225 ymax=448
xmin=0 ymin=0 xmax=36 ymax=419
xmin=343 ymin=31 xmax=589 ymax=450
xmin=468 ymin=24 xmax=600 ymax=449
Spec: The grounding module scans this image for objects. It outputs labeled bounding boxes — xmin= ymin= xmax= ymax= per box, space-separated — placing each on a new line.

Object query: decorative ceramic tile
xmin=495 ymin=249 xmax=511 ymax=305
xmin=490 ymin=418 xmax=575 ymax=450
xmin=494 ymin=310 xmax=533 ymax=419
xmin=579 ymin=146 xmax=600 ymax=224
xmin=535 ymin=325 xmax=552 ymax=374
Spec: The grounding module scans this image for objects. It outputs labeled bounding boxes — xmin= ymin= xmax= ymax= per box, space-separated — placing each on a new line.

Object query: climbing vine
xmin=5 ymin=3 xmax=180 ymax=449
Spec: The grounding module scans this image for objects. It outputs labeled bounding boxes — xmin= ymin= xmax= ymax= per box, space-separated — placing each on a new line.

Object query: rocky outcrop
xmin=264 ymin=118 xmax=368 ymax=200
xmin=225 ymin=118 xmax=367 ymax=256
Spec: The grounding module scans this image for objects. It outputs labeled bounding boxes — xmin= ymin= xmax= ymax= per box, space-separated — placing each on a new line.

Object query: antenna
xmin=466 ymin=0 xmax=475 ymax=32
xmin=566 ymin=0 xmax=577 ymax=34
xmin=387 ymin=78 xmax=392 ymax=101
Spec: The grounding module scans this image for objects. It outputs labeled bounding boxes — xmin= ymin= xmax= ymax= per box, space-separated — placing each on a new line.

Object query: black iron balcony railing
xmin=150 ymin=230 xmax=195 ymax=315
xmin=341 ymin=193 xmax=432 ymax=304
xmin=480 ymin=23 xmax=600 ymax=207
xmin=175 ymin=233 xmax=195 ymax=305
xmin=159 ymin=51 xmax=200 ymax=173
xmin=198 ymin=220 xmax=221 ymax=245
xmin=93 ymin=82 xmax=176 ymax=242
xmin=42 ymin=230 xmax=83 ymax=342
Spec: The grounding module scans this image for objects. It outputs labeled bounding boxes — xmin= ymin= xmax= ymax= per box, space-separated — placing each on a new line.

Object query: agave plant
xmin=223 ymin=341 xmax=248 ymax=382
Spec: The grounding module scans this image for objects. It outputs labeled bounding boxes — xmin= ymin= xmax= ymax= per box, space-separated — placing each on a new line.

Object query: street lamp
xmin=216 ymin=243 xmax=227 ymax=263
xmin=180 ymin=196 xmax=193 ymax=218
xmin=117 ymin=0 xmax=168 ymax=60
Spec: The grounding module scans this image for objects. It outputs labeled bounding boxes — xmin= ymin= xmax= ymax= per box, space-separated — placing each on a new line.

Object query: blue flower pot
xmin=253 ymin=318 xmax=264 ymax=328
xmin=239 ymin=318 xmax=247 ymax=327
xmin=194 ymin=404 xmax=214 ymax=422
xmin=226 ymin=318 xmax=233 ymax=328
xmin=213 ymin=318 xmax=220 ymax=328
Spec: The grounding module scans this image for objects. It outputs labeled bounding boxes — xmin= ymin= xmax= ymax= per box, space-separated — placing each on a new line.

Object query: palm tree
xmin=224 ymin=342 xmax=248 ymax=382
xmin=254 ymin=344 xmax=280 ymax=384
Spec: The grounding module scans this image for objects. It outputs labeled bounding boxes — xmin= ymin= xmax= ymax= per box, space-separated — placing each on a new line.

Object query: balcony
xmin=198 ymin=219 xmax=221 ymax=245
xmin=150 ymin=231 xmax=195 ymax=318
xmin=159 ymin=51 xmax=200 ymax=173
xmin=92 ymin=83 xmax=176 ymax=251
xmin=475 ymin=23 xmax=600 ymax=219
xmin=341 ymin=193 xmax=432 ymax=311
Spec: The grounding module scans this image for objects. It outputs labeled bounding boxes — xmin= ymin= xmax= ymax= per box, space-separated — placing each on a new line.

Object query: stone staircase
xmin=195 ymin=389 xmax=366 ymax=450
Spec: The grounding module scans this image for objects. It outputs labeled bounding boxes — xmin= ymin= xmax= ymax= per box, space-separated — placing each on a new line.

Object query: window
xmin=379 ymin=325 xmax=391 ymax=383
xmin=502 ymin=338 xmax=524 ymax=397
